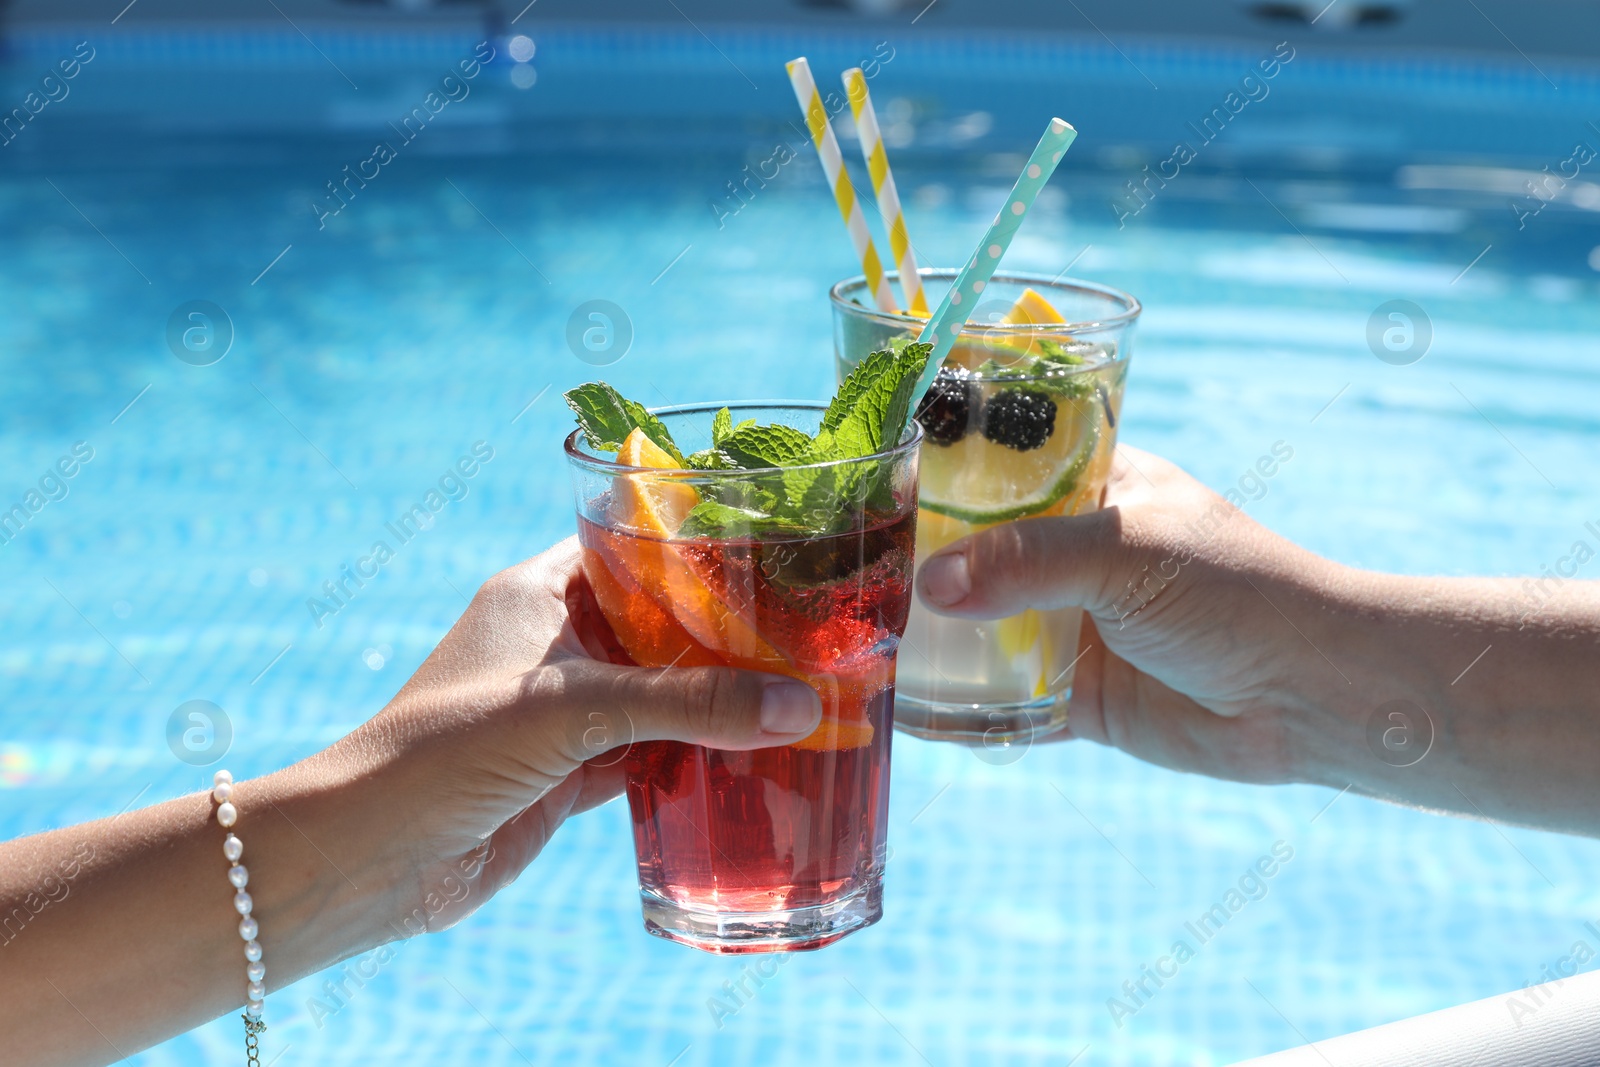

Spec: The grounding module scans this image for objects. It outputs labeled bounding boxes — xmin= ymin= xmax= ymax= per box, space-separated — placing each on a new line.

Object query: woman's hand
xmin=916 ymin=445 xmax=1345 ymax=784
xmin=915 ymin=444 xmax=1600 ymax=837
xmin=331 ymin=536 xmax=824 ymax=935
xmin=0 ymin=539 xmax=823 ymax=1067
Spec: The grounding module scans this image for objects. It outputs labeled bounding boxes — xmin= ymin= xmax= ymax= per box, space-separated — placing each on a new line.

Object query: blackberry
xmin=982 ymin=388 xmax=1056 ymax=451
xmin=914 ymin=366 xmax=979 ymax=446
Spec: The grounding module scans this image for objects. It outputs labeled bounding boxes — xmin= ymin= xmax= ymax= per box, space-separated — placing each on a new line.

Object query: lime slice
xmin=918 ymin=399 xmax=1099 ymax=524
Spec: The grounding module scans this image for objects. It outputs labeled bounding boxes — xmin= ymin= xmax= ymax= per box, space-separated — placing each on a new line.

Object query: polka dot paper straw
xmin=842 ymin=66 xmax=927 ymax=315
xmin=786 ymin=56 xmax=898 ymax=314
xmin=903 ymin=117 xmax=1079 ymax=427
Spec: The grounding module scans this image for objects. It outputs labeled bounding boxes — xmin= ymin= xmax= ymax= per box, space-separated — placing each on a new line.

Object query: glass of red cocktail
xmin=565 ymin=392 xmax=922 ymax=954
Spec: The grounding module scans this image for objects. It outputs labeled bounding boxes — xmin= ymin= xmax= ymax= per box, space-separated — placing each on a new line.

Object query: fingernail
xmin=920 ymin=552 xmax=971 ymax=607
xmin=760 ymin=681 xmax=820 ymax=735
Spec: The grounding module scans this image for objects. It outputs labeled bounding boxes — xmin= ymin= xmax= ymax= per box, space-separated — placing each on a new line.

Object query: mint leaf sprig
xmin=675 ymin=502 xmax=806 ymax=539
xmin=565 ymin=382 xmax=685 ymax=463
xmin=975 ymin=357 xmax=1095 ymax=401
xmin=970 ymin=335 xmax=1114 ymax=402
xmin=563 ymin=341 xmax=931 ymax=538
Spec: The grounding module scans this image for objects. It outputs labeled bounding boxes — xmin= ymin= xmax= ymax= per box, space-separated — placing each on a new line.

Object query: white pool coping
xmin=1232 ymin=968 xmax=1600 ymax=1066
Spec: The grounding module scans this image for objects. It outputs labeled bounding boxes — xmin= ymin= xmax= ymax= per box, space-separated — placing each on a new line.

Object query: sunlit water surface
xmin=2 ymin=26 xmax=1599 ymax=1066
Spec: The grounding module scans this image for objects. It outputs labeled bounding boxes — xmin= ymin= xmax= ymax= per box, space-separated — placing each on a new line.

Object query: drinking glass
xmin=566 ymin=402 xmax=921 ymax=953
xmin=832 ymin=270 xmax=1138 ymax=745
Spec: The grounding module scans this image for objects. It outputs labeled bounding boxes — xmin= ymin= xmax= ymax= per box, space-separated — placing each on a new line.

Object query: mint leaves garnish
xmin=814 ymin=342 xmax=929 ymax=461
xmin=675 ymin=405 xmax=756 ymax=469
xmin=972 ymin=335 xmax=1110 ymax=402
xmin=1036 ymin=338 xmax=1088 ymax=365
xmin=563 ymin=341 xmax=932 ymax=538
xmin=709 ymin=407 xmax=754 ymax=445
xmin=976 ymin=358 xmax=1095 ymax=401
xmin=565 ymin=382 xmax=685 ymax=464
xmin=718 ymin=423 xmax=814 ymax=468
xmin=675 ymin=501 xmax=806 ymax=539
xmin=684 ymin=448 xmax=737 ymax=470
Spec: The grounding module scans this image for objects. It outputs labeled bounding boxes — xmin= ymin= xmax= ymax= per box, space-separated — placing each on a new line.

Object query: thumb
xmin=916 ymin=509 xmax=1139 ymax=620
xmin=560 ymin=659 xmax=823 ymax=757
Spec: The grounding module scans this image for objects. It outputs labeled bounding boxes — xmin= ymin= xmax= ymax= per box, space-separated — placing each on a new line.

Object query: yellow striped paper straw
xmin=842 ymin=67 xmax=927 ymax=316
xmin=785 ymin=56 xmax=898 ymax=313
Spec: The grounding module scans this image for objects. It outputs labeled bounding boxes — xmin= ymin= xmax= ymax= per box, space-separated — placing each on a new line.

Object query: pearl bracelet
xmin=212 ymin=770 xmax=267 ymax=1066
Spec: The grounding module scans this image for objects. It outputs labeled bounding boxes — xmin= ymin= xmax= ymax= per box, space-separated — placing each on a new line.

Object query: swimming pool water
xmin=3 ymin=23 xmax=1600 ymax=1066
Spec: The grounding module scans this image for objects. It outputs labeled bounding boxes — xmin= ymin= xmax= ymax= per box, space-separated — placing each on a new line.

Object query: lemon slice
xmin=941 ymin=288 xmax=1068 ymax=372
xmin=919 ymin=401 xmax=1098 ymax=525
xmin=920 ymin=287 xmax=1105 ymax=523
xmin=996 ymin=610 xmax=1052 ymax=698
xmin=1000 ymin=287 xmax=1065 ymax=326
xmin=996 ymin=608 xmax=1041 ymax=658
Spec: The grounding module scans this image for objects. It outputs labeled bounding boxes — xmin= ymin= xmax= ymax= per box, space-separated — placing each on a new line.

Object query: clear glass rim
xmin=563 ymin=399 xmax=924 ymax=478
xmin=829 ymin=269 xmax=1142 ymax=334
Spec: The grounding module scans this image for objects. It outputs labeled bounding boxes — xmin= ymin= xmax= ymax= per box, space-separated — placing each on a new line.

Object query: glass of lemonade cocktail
xmin=564 ymin=363 xmax=923 ymax=952
xmin=832 ymin=270 xmax=1138 ymax=744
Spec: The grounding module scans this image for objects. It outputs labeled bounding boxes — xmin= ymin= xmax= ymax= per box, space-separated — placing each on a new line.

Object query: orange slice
xmin=615 ymin=429 xmax=698 ymax=535
xmin=792 ymin=717 xmax=877 ymax=752
xmin=581 ymin=542 xmax=725 ymax=671
xmin=610 ymin=429 xmax=778 ymax=663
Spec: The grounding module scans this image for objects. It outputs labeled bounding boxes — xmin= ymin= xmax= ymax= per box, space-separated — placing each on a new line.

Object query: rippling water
xmin=2 ymin=26 xmax=1599 ymax=1066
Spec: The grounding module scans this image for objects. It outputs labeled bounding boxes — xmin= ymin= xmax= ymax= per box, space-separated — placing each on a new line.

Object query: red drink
xmin=565 ymin=396 xmax=922 ymax=952
xmin=577 ymin=510 xmax=915 ymax=952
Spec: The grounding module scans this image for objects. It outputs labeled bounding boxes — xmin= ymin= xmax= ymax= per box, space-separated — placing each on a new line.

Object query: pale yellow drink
xmin=831 ymin=271 xmax=1138 ymax=743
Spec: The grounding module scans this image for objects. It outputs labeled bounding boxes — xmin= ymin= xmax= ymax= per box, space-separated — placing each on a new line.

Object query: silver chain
xmin=243 ymin=1014 xmax=266 ymax=1067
